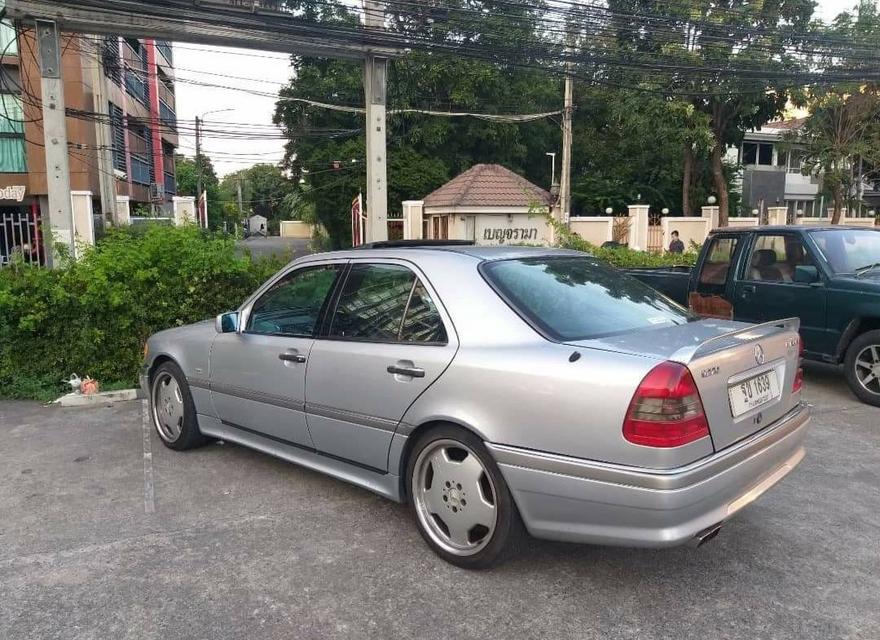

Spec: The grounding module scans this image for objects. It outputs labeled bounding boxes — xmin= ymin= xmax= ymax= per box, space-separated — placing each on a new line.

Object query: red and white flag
xmin=198 ymin=190 xmax=208 ymax=229
xmin=351 ymin=193 xmax=365 ymax=246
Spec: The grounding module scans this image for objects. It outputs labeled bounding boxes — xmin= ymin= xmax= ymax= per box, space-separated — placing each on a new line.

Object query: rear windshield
xmin=481 ymin=256 xmax=692 ymax=341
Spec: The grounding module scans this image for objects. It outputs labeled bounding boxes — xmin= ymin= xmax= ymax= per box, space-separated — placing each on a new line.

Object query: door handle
xmin=387 ymin=365 xmax=425 ymax=378
xmin=741 ymin=284 xmax=756 ymax=295
xmin=279 ymin=352 xmax=307 ymax=363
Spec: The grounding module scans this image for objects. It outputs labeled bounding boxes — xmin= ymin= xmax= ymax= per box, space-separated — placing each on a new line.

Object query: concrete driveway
xmin=237 ymin=236 xmax=313 ymax=260
xmin=1 ymin=365 xmax=877 ymax=639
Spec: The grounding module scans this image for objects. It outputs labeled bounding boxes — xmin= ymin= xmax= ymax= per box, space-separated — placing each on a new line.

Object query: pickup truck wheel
xmin=844 ymin=330 xmax=880 ymax=407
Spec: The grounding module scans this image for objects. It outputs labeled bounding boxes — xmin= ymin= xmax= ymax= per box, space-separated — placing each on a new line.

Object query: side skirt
xmin=198 ymin=415 xmax=404 ymax=502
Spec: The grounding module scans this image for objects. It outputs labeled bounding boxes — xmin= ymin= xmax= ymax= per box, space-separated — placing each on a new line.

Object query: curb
xmin=56 ymin=388 xmax=144 ymax=408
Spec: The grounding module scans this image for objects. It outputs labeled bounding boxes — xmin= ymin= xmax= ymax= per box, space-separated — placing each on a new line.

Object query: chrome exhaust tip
xmin=690 ymin=523 xmax=723 ymax=548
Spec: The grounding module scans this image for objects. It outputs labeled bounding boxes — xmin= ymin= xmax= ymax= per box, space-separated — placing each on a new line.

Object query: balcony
xmin=159 ymin=100 xmax=177 ymax=130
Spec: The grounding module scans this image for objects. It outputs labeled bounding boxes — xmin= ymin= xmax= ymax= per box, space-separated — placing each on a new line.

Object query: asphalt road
xmin=237 ymin=236 xmax=314 ymax=261
xmin=1 ymin=365 xmax=877 ymax=639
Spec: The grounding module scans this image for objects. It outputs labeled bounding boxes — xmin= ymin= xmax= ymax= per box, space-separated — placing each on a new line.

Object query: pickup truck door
xmin=689 ymin=234 xmax=743 ymax=319
xmin=732 ymin=232 xmax=829 ymax=355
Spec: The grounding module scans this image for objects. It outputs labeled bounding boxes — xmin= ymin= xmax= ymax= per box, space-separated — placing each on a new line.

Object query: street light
xmin=707 ymin=195 xmax=717 ymax=205
xmin=546 ymin=152 xmax=557 ymax=186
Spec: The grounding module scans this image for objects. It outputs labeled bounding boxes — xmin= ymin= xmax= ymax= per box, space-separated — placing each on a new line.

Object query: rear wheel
xmin=150 ymin=361 xmax=208 ymax=450
xmin=844 ymin=330 xmax=880 ymax=407
xmin=406 ymin=425 xmax=525 ymax=569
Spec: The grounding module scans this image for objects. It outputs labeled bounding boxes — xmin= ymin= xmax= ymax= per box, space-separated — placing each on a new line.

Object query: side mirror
xmin=793 ymin=265 xmax=820 ymax=284
xmin=215 ymin=311 xmax=240 ymax=334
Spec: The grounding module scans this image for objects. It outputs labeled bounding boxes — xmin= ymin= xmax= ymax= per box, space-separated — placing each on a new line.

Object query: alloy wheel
xmin=152 ymin=372 xmax=185 ymax=442
xmin=412 ymin=439 xmax=498 ymax=556
xmin=854 ymin=344 xmax=880 ymax=395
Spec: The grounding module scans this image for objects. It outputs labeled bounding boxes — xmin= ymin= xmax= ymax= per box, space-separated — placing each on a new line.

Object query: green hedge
xmin=0 ymin=226 xmax=285 ymax=400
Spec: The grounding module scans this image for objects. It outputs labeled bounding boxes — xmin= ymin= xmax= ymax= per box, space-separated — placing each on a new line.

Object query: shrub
xmin=0 ymin=225 xmax=285 ymax=400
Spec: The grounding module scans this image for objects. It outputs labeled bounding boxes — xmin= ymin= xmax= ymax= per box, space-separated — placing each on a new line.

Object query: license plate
xmin=729 ymin=370 xmax=780 ymax=417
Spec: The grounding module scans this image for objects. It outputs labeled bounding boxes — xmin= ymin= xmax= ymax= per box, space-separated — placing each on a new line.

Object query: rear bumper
xmin=487 ymin=403 xmax=810 ymax=547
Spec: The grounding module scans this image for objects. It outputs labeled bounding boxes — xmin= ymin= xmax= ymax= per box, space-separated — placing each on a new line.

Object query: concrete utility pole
xmin=558 ymin=36 xmax=575 ymax=226
xmin=363 ymin=0 xmax=388 ymax=243
xmin=36 ymin=20 xmax=75 ymax=266
xmin=237 ymin=178 xmax=243 ymax=218
xmin=195 ymin=115 xmax=203 ymax=201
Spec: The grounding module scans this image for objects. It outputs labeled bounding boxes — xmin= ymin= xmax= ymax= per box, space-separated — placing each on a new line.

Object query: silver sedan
xmin=141 ymin=244 xmax=810 ymax=568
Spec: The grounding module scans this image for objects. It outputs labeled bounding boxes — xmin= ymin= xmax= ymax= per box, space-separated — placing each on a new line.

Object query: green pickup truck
xmin=626 ymin=225 xmax=880 ymax=407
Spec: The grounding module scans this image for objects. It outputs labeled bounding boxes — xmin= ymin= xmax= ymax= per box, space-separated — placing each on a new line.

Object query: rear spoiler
xmin=670 ymin=317 xmax=800 ymax=364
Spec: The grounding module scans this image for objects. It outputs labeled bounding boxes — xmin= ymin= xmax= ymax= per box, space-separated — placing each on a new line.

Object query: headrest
xmin=752 ymin=249 xmax=777 ymax=267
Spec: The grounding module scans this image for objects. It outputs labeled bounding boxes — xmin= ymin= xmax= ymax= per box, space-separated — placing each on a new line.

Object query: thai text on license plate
xmin=729 ymin=370 xmax=780 ymax=417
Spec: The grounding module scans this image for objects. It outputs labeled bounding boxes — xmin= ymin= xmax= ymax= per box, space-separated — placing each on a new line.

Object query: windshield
xmin=810 ymin=229 xmax=880 ymax=274
xmin=481 ymin=256 xmax=693 ymax=341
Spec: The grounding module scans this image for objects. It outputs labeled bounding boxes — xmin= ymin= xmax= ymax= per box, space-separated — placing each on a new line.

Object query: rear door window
xmin=699 ymin=236 xmax=739 ymax=288
xmin=481 ymin=256 xmax=691 ymax=341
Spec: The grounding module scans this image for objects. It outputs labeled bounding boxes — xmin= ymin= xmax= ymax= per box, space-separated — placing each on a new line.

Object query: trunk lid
xmin=567 ymin=318 xmax=802 ymax=451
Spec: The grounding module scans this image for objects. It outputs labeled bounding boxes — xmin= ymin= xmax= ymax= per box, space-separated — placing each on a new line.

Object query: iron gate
xmin=1 ymin=209 xmax=43 ymax=266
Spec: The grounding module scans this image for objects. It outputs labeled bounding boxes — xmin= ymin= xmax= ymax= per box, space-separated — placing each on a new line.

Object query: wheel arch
xmin=836 ymin=317 xmax=880 ymax=362
xmin=147 ymin=353 xmax=178 ymax=384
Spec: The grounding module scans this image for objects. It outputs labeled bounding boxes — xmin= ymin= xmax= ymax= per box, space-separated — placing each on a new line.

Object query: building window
xmin=102 ymin=37 xmax=122 ymax=85
xmin=788 ymin=150 xmax=805 ymax=174
xmin=0 ymin=94 xmax=26 ymax=173
xmin=742 ymin=142 xmax=774 ymax=166
xmin=128 ymin=125 xmax=153 ymax=186
xmin=0 ymin=20 xmax=17 ymax=56
xmin=109 ymin=102 xmax=127 ymax=173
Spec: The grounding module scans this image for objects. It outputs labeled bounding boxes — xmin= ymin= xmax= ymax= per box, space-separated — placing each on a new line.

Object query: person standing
xmin=668 ymin=230 xmax=685 ymax=254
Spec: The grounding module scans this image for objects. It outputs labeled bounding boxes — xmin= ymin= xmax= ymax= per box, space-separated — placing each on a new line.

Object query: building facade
xmin=0 ymin=21 xmax=177 ymax=265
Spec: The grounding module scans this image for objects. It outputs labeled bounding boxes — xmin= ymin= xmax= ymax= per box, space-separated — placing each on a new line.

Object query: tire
xmin=149 ymin=361 xmax=208 ymax=451
xmin=406 ymin=425 xmax=526 ymax=569
xmin=844 ymin=330 xmax=880 ymax=407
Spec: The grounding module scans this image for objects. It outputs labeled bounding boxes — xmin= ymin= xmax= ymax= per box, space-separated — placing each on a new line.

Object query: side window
xmin=400 ymin=281 xmax=447 ymax=343
xmin=699 ymin=236 xmax=739 ymax=287
xmin=747 ymin=235 xmax=813 ymax=283
xmin=247 ymin=265 xmax=340 ymax=337
xmin=330 ymin=264 xmax=415 ymax=341
xmin=329 ymin=264 xmax=448 ymax=344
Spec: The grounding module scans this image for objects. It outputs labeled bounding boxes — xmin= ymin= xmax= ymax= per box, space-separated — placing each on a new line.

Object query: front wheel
xmin=844 ymin=330 xmax=880 ymax=407
xmin=150 ymin=361 xmax=208 ymax=450
xmin=406 ymin=425 xmax=525 ymax=569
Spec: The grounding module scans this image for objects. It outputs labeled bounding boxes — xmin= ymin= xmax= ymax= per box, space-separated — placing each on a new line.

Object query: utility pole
xmin=363 ymin=0 xmax=388 ymax=243
xmin=195 ymin=115 xmax=203 ymax=203
xmin=237 ymin=178 xmax=243 ymax=219
xmin=36 ymin=20 xmax=75 ymax=266
xmin=558 ymin=37 xmax=575 ymax=226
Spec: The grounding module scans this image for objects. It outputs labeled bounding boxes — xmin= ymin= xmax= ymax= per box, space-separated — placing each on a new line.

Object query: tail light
xmin=623 ymin=361 xmax=710 ymax=448
xmin=793 ymin=335 xmax=805 ymax=393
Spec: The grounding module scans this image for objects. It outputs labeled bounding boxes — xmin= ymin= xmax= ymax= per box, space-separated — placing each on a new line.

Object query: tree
xmin=174 ymin=154 xmax=228 ymax=230
xmin=220 ymin=164 xmax=297 ymax=231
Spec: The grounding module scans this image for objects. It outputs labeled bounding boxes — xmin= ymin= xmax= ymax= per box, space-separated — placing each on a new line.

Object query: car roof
xmin=711 ymin=225 xmax=878 ymax=233
xmin=299 ymin=244 xmax=584 ymax=264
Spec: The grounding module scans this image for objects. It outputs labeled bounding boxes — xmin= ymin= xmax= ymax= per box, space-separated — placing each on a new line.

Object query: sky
xmin=174 ymin=0 xmax=858 ymax=177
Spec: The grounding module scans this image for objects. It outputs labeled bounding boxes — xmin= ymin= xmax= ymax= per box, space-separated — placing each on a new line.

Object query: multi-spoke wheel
xmin=844 ymin=330 xmax=880 ymax=407
xmin=407 ymin=426 xmax=525 ymax=569
xmin=149 ymin=361 xmax=207 ymax=450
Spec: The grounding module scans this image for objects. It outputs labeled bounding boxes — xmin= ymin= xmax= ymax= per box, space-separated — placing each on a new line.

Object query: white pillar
xmin=628 ymin=204 xmax=650 ymax=251
xmin=402 ymin=200 xmax=424 ymax=240
xmin=767 ymin=206 xmax=787 ymax=226
xmin=702 ymin=205 xmax=720 ymax=229
xmin=173 ymin=196 xmax=196 ymax=226
xmin=70 ymin=191 xmax=94 ymax=257
xmin=115 ymin=195 xmax=131 ymax=225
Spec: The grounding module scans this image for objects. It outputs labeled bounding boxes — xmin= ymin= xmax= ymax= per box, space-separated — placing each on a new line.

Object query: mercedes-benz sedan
xmin=142 ymin=243 xmax=810 ymax=568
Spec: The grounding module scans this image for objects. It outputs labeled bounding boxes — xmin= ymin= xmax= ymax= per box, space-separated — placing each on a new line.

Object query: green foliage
xmin=220 ymin=164 xmax=296 ymax=227
xmin=175 ymin=154 xmax=230 ymax=231
xmin=0 ymin=226 xmax=284 ymax=400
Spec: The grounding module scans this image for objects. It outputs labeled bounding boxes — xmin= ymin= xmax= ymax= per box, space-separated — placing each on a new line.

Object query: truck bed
xmin=624 ymin=266 xmax=692 ymax=306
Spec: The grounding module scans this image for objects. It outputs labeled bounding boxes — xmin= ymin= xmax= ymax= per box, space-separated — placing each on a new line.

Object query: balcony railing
xmin=159 ymin=100 xmax=177 ymax=131
xmin=156 ymin=40 xmax=173 ymax=65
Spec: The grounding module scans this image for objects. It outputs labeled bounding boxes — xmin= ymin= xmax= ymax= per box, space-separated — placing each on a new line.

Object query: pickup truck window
xmin=699 ymin=236 xmax=739 ymax=287
xmin=811 ymin=229 xmax=880 ymax=274
xmin=747 ymin=235 xmax=814 ymax=282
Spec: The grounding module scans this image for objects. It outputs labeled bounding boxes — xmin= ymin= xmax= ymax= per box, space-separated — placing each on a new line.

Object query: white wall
xmin=279 ymin=221 xmax=313 ymax=238
xmin=660 ymin=217 xmax=710 ymax=251
xmin=70 ymin=191 xmax=95 ymax=258
xmin=473 ymin=213 xmax=551 ymax=246
xmin=569 ymin=216 xmax=613 ymax=245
